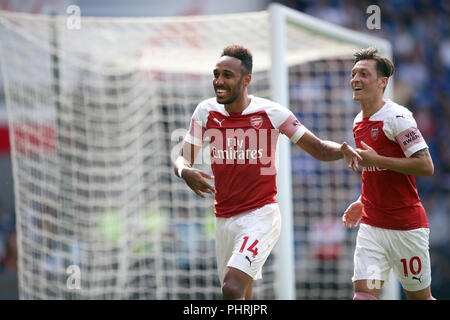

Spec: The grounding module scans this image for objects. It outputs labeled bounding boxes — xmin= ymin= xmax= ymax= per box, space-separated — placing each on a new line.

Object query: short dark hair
xmin=353 ymin=47 xmax=394 ymax=78
xmin=221 ymin=45 xmax=253 ymax=75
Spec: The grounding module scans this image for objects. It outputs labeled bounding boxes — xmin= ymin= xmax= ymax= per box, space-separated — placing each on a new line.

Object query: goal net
xmin=0 ymin=4 xmax=392 ymax=299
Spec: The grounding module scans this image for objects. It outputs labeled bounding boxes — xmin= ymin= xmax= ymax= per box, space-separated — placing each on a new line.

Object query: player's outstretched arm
xmin=295 ymin=128 xmax=361 ymax=171
xmin=356 ymin=141 xmax=434 ymax=176
xmin=174 ymin=141 xmax=215 ymax=198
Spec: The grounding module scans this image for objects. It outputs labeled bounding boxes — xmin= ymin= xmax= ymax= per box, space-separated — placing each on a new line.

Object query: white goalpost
xmin=0 ymin=4 xmax=398 ymax=299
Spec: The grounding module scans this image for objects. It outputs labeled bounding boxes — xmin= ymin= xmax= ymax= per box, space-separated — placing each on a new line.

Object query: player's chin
xmin=352 ymin=92 xmax=363 ymax=101
xmin=215 ymin=95 xmax=227 ymax=104
xmin=216 ymin=94 xmax=234 ymax=105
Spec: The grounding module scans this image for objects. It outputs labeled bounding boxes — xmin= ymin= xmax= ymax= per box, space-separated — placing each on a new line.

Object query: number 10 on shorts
xmin=239 ymin=236 xmax=259 ymax=258
xmin=400 ymin=256 xmax=422 ymax=277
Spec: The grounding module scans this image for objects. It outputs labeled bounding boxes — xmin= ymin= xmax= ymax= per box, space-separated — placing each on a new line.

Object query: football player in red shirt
xmin=342 ymin=47 xmax=435 ymax=300
xmin=174 ymin=45 xmax=360 ymax=300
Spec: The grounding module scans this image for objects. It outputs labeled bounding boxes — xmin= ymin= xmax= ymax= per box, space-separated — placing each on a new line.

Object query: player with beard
xmin=174 ymin=45 xmax=361 ymax=299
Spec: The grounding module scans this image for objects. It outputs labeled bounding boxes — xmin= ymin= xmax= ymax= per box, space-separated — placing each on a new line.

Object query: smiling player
xmin=174 ymin=45 xmax=360 ymax=300
xmin=342 ymin=47 xmax=436 ymax=300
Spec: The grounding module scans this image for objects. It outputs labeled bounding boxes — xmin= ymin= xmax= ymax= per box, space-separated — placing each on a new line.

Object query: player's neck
xmin=360 ymin=97 xmax=387 ymax=119
xmin=225 ymin=93 xmax=251 ymax=114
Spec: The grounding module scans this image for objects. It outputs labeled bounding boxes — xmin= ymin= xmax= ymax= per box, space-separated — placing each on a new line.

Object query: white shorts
xmin=353 ymin=223 xmax=431 ymax=292
xmin=215 ymin=203 xmax=281 ymax=285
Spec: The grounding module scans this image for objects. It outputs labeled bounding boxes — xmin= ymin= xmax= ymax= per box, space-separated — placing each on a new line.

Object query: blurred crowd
xmin=281 ymin=0 xmax=450 ymax=298
xmin=0 ymin=204 xmax=16 ymax=274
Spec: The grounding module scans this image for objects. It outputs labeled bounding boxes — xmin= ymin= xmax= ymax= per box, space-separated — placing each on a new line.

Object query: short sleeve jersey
xmin=353 ymin=100 xmax=429 ymax=230
xmin=185 ymin=95 xmax=306 ymax=218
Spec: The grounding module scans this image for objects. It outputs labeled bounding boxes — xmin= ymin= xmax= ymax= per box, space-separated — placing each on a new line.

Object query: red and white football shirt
xmin=353 ymin=100 xmax=429 ymax=230
xmin=185 ymin=95 xmax=306 ymax=218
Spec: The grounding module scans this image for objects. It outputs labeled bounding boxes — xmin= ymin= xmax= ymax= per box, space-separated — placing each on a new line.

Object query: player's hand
xmin=180 ymin=167 xmax=215 ymax=198
xmin=342 ymin=200 xmax=363 ymax=228
xmin=356 ymin=141 xmax=379 ymax=167
xmin=341 ymin=142 xmax=362 ymax=172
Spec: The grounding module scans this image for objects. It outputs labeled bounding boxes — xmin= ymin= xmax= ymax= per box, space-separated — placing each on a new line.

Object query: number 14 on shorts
xmin=239 ymin=236 xmax=259 ymax=258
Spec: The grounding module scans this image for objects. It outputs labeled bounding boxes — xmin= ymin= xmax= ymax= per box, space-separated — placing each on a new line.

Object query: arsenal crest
xmin=250 ymin=115 xmax=263 ymax=129
xmin=370 ymin=126 xmax=379 ymax=141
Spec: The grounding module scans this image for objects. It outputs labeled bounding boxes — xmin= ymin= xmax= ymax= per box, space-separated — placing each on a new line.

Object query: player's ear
xmin=243 ymin=73 xmax=252 ymax=88
xmin=378 ymin=76 xmax=388 ymax=91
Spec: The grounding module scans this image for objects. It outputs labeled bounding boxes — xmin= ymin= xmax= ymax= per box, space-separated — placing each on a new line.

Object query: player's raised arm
xmin=272 ymin=106 xmax=361 ymax=171
xmin=356 ymin=142 xmax=434 ymax=176
xmin=295 ymin=128 xmax=361 ymax=171
xmin=355 ymin=109 xmax=434 ymax=176
xmin=174 ymin=140 xmax=215 ymax=198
